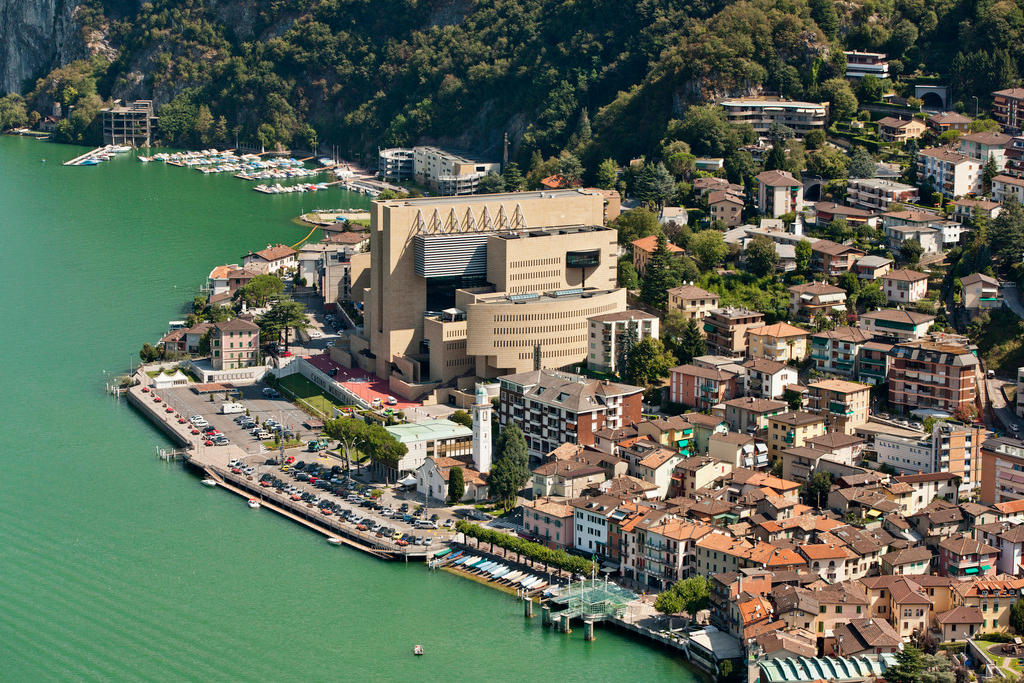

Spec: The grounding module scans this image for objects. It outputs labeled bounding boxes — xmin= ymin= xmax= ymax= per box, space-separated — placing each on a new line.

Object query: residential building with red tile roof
xmin=631 ymin=234 xmax=683 ymax=275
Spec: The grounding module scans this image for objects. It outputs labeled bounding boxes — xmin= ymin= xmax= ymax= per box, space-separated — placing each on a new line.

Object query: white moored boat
xmin=247 ymin=498 xmax=260 ymax=509
xmin=200 ymin=479 xmax=217 ymax=487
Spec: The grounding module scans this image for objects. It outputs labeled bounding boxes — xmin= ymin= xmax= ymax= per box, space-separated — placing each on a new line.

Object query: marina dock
xmin=64 ymin=144 xmax=130 ymax=166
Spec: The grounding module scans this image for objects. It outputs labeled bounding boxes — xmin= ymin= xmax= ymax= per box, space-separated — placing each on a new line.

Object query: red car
xmin=204 ymin=440 xmax=214 ymax=446
xmin=308 ymin=477 xmax=318 ymax=485
xmin=153 ymin=396 xmax=162 ymax=403
xmin=356 ymin=524 xmax=368 ymax=531
xmin=191 ymin=429 xmax=201 ymax=435
xmin=281 ymin=351 xmax=293 ymax=357
xmin=260 ymin=480 xmax=272 ymax=487
xmin=285 ymin=456 xmax=295 ymax=464
xmin=141 ymin=387 xmax=150 ymax=393
xmin=231 ymin=467 xmax=242 ymax=474
xmin=165 ymin=407 xmax=174 ymax=413
xmin=321 ymin=509 xmax=333 ymax=516
xmin=178 ymin=418 xmax=187 ymax=424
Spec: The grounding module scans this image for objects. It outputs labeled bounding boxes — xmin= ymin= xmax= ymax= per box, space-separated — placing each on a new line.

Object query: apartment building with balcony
xmin=875 ymin=421 xmax=985 ymax=489
xmin=586 ymin=309 xmax=660 ymax=374
xmin=858 ymin=308 xmax=935 ymax=343
xmin=667 ymin=284 xmax=720 ymax=322
xmin=719 ymin=97 xmax=827 ymax=138
xmin=788 ymin=282 xmax=847 ymax=323
xmin=857 ymin=341 xmax=893 ymax=385
xmin=949 ymin=198 xmax=1002 ymax=222
xmin=746 ymin=322 xmax=809 ymax=363
xmin=928 ymin=111 xmax=973 ymax=133
xmin=718 ymin=396 xmax=788 ymax=434
xmin=918 ymin=147 xmax=982 ymax=198
xmin=992 ymin=173 xmax=1024 ymax=204
xmin=887 ymin=339 xmax=980 ymax=416
xmin=938 ymin=535 xmax=999 ymax=578
xmin=960 ymin=273 xmax=1002 ymax=318
xmin=882 ymin=269 xmax=929 ymax=304
xmin=497 ymin=369 xmax=644 ymax=458
xmin=882 ymin=209 xmax=963 ymax=251
xmin=743 ymin=358 xmax=798 ymax=399
xmin=767 ymin=411 xmax=827 ymax=457
xmin=811 ymin=240 xmax=866 ymax=276
xmin=669 ymin=364 xmax=738 ymax=411
xmin=844 ymin=51 xmax=890 ymax=79
xmin=520 ymin=497 xmax=574 ymax=549
xmin=846 ymin=178 xmax=920 ymax=211
xmin=806 ymin=379 xmax=871 ymax=435
xmin=958 ymin=131 xmax=1012 ymax=169
xmin=755 ymin=170 xmax=805 ymax=217
xmin=993 ymin=88 xmax=1024 ymax=132
xmin=708 ymin=190 xmax=745 ymax=226
xmin=980 ymin=436 xmax=1024 ymax=505
xmin=810 ymin=326 xmax=874 ymax=378
xmin=704 ymin=307 xmax=764 ymax=357
xmin=627 ymin=519 xmax=717 ymax=588
xmin=876 ymin=116 xmax=926 ymax=143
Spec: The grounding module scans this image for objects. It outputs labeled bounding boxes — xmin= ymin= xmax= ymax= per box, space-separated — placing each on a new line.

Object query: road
xmin=1002 ymin=282 xmax=1024 ymax=319
xmin=987 ymin=377 xmax=1023 ymax=435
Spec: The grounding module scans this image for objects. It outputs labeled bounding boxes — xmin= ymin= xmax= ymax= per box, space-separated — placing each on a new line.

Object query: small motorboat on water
xmin=247 ymin=498 xmax=261 ymax=509
xmin=413 ymin=645 xmax=424 ymax=656
xmin=327 ymin=537 xmax=343 ymax=545
xmin=200 ymin=478 xmax=217 ymax=487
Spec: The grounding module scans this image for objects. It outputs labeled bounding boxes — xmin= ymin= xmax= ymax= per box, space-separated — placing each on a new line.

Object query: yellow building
xmin=806 ymin=379 xmax=871 ymax=435
xmin=746 ymin=322 xmax=809 ymax=362
xmin=667 ymin=284 xmax=720 ymax=322
xmin=767 ymin=411 xmax=826 ymax=457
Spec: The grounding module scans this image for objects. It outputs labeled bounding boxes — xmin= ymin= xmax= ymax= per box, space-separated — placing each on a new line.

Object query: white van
xmin=219 ymin=402 xmax=246 ymax=415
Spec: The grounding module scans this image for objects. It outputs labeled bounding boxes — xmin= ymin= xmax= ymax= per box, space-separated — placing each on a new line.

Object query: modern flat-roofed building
xmin=993 ymin=88 xmax=1024 ymax=132
xmin=719 ymin=97 xmax=827 ymax=138
xmin=846 ymin=178 xmax=919 ymax=211
xmin=704 ymin=307 xmax=764 ymax=357
xmin=411 ymin=146 xmax=501 ymax=195
xmin=384 ymin=419 xmax=473 ymax=475
xmin=844 ymin=51 xmax=889 ymax=79
xmin=587 ymin=310 xmax=659 ymax=374
xmin=349 ymin=190 xmax=624 ymax=398
xmin=102 ymin=99 xmax=157 ymax=146
xmin=874 ymin=421 xmax=985 ymax=489
xmin=378 ymin=148 xmax=415 ymax=180
xmin=497 ymin=369 xmax=643 ymax=457
xmin=888 ymin=339 xmax=979 ymax=416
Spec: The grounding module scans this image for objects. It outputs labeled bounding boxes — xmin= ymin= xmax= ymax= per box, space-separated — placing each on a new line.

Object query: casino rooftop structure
xmin=347 ymin=190 xmax=625 ymax=400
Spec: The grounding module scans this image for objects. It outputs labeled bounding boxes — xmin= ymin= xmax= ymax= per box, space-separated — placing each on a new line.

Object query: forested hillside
xmin=2 ymin=0 xmax=1024 ymax=171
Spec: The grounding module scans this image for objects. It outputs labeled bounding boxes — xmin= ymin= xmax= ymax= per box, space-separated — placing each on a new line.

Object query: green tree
xmin=848 ymin=147 xmax=876 ymax=179
xmin=983 ymin=156 xmax=1000 ymax=194
xmin=745 ymin=235 xmax=779 ymax=276
xmin=689 ymin=230 xmax=728 ymax=271
xmin=623 ymin=337 xmax=676 ymax=388
xmin=829 ymin=217 xmax=853 ymax=242
xmin=0 ymin=94 xmax=28 ymax=131
xmin=654 ymin=576 xmax=711 ymax=617
xmin=804 ymin=129 xmax=826 ymax=150
xmin=139 ymin=342 xmax=162 ymax=362
xmin=820 ymin=78 xmax=859 ymax=120
xmin=1010 ymin=597 xmax=1024 ymax=634
xmin=860 ymin=284 xmax=887 ymax=310
xmin=678 ymin=318 xmax=707 ymax=364
xmin=447 ymin=466 xmax=465 ymax=504
xmin=634 ymin=162 xmax=675 ymax=208
xmin=856 ymin=75 xmax=885 ymax=103
xmin=809 ymin=0 xmax=838 ymax=38
xmin=969 ymin=118 xmax=1002 ymax=133
xmin=671 ymin=255 xmax=701 ymax=284
xmin=612 ymin=207 xmax=660 ymax=245
xmin=802 ymin=471 xmax=834 ymax=507
xmin=795 ymin=239 xmax=813 ymax=272
xmin=489 ymin=423 xmax=530 ymax=509
xmin=884 ymin=646 xmax=926 ymax=683
xmin=813 ymin=312 xmax=835 ymax=332
xmin=477 ymin=172 xmax=505 ymax=194
xmin=618 ymin=259 xmax=639 ymax=289
xmin=502 ymin=162 xmax=526 ymax=192
xmin=806 ymin=147 xmax=849 ymax=179
xmin=195 ymin=105 xmax=214 ymax=145
xmin=596 ymin=158 xmax=619 ymax=190
xmin=783 ymin=388 xmax=803 ymax=410
xmin=900 ymin=239 xmax=924 ymax=265
xmin=240 ymin=274 xmax=284 ymax=308
xmin=838 ymin=271 xmax=860 ymax=296
xmin=641 ymin=233 xmax=676 ymax=308
xmin=449 ymin=410 xmax=473 ymax=428
xmin=256 ymin=298 xmax=309 ymax=350
xmin=990 ymin=199 xmax=1024 ymax=274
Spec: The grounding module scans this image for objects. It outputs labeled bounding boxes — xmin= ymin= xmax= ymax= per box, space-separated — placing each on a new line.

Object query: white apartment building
xmin=846 ymin=178 xmax=920 ymax=212
xmin=844 ymin=51 xmax=890 ymax=79
xmin=410 ymin=146 xmax=501 ymax=195
xmin=719 ymin=98 xmax=828 ymax=138
xmin=587 ymin=310 xmax=660 ymax=374
xmin=917 ymin=148 xmax=982 ymax=198
xmin=992 ymin=174 xmax=1024 ymax=205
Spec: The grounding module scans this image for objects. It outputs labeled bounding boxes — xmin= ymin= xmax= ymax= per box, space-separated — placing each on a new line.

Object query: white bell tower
xmin=472 ymin=384 xmax=492 ymax=473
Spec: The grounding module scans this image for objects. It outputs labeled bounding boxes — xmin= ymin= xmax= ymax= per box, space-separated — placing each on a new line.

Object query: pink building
xmin=211 ymin=318 xmax=260 ymax=370
xmin=882 ymin=269 xmax=929 ymax=304
xmin=669 ymin=364 xmax=738 ymax=410
xmin=520 ymin=497 xmax=574 ymax=550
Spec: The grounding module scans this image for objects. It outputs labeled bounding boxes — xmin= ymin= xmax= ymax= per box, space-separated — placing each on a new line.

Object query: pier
xmin=64 ymin=144 xmax=126 ymax=166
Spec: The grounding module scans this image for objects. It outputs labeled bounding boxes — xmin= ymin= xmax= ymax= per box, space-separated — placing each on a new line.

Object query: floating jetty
xmin=64 ymin=144 xmax=132 ymax=166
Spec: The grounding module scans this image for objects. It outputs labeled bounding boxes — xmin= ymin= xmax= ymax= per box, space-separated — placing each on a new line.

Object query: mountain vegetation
xmin=9 ymin=0 xmax=1024 ymax=175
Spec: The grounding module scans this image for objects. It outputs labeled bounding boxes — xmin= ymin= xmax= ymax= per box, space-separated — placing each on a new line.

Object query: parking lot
xmin=159 ymin=384 xmax=314 ymax=456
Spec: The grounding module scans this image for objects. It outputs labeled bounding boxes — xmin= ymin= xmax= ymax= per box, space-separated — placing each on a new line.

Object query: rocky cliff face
xmin=0 ymin=0 xmax=86 ymax=94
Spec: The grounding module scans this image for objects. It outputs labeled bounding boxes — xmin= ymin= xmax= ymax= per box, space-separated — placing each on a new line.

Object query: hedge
xmin=456 ymin=520 xmax=597 ymax=576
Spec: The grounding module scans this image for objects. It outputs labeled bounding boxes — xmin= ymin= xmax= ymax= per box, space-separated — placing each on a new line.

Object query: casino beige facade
xmin=348 ymin=190 xmax=624 ymax=399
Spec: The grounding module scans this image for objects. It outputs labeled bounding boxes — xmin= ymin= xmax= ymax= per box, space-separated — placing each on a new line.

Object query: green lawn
xmin=276 ymin=374 xmax=351 ymax=419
